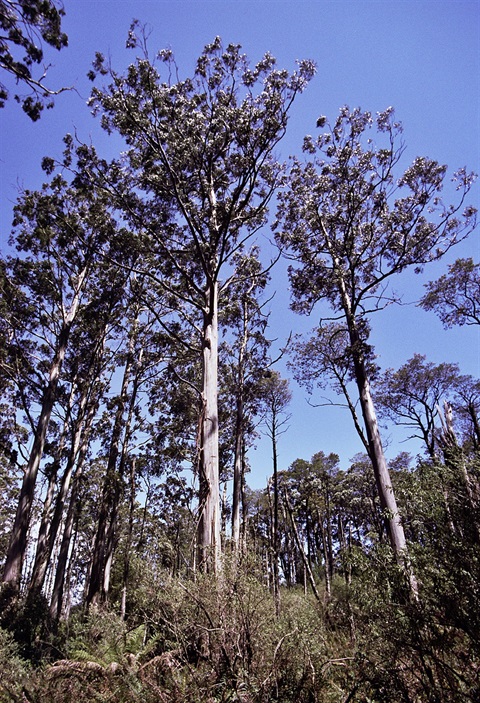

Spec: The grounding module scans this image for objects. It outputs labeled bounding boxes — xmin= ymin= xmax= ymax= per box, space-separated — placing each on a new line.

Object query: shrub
xmin=0 ymin=626 xmax=31 ymax=703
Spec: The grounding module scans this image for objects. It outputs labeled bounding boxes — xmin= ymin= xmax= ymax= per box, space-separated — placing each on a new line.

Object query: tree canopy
xmin=0 ymin=0 xmax=69 ymax=119
xmin=421 ymin=257 xmax=480 ymax=327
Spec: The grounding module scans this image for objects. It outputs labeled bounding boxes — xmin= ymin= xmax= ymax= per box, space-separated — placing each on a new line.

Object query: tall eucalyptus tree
xmin=259 ymin=371 xmax=291 ymax=612
xmin=28 ymin=297 xmax=119 ymax=599
xmin=87 ymin=34 xmax=315 ymax=570
xmin=276 ymin=106 xmax=476 ymax=592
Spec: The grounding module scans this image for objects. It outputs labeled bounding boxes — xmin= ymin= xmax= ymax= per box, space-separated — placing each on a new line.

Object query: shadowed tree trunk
xmin=103 ymin=345 xmax=144 ymax=602
xmin=49 ymin=393 xmax=98 ymax=620
xmin=28 ymin=381 xmax=77 ymax=597
xmin=120 ymin=456 xmax=137 ymax=620
xmin=86 ymin=336 xmax=134 ymax=607
xmin=231 ymin=403 xmax=244 ymax=549
xmin=3 ymin=273 xmax=86 ymax=591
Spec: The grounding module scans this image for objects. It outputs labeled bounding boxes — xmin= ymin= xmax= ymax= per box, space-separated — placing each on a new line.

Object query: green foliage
xmin=127 ymin=555 xmax=336 ymax=703
xmin=0 ymin=0 xmax=69 ymax=119
xmin=25 ymin=556 xmax=342 ymax=702
xmin=332 ymin=448 xmax=480 ymax=702
xmin=421 ymin=257 xmax=480 ymax=328
xmin=0 ymin=626 xmax=30 ymax=702
xmin=345 ymin=552 xmax=480 ymax=702
xmin=375 ymin=354 xmax=462 ymax=458
xmin=276 ymin=106 xmax=476 ymax=318
xmin=62 ymin=608 xmax=130 ymax=665
xmin=2 ymin=514 xmax=480 ymax=702
xmin=0 ymin=587 xmax=52 ymax=662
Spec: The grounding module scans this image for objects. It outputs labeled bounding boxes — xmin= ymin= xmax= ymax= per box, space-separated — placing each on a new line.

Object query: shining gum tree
xmin=87 ymin=33 xmax=315 ymax=571
xmin=276 ymin=106 xmax=476 ymax=593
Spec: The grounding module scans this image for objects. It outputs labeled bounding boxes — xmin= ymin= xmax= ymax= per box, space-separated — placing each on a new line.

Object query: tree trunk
xmin=86 ymin=344 xmax=133 ymax=607
xmin=338 ymin=514 xmax=351 ymax=587
xmin=232 ymin=300 xmax=249 ymax=551
xmin=197 ymin=280 xmax=221 ymax=573
xmin=28 ymin=383 xmax=77 ymax=596
xmin=352 ymin=343 xmax=418 ymax=596
xmin=231 ymin=397 xmax=244 ymax=549
xmin=318 ymin=514 xmax=331 ymax=598
xmin=30 ymin=326 xmax=108 ymax=598
xmin=49 ymin=394 xmax=98 ymax=620
xmin=265 ymin=502 xmax=274 ymax=594
xmin=61 ymin=509 xmax=80 ymax=622
xmin=324 ymin=483 xmax=334 ymax=584
xmin=267 ymin=471 xmax=281 ymax=614
xmin=102 ymin=346 xmax=143 ymax=602
xmin=305 ymin=503 xmax=314 ymax=572
xmin=3 ymin=322 xmax=72 ymax=591
xmin=353 ymin=350 xmax=406 ymax=552
xmin=121 ymin=456 xmax=137 ymax=620
xmin=271 ymin=414 xmax=281 ymax=614
xmin=467 ymin=401 xmax=480 ymax=449
xmin=323 ymin=224 xmax=417 ymax=597
xmin=49 ymin=472 xmax=80 ymax=620
xmin=439 ymin=402 xmax=480 ymax=540
xmin=283 ymin=489 xmax=321 ymax=602
xmin=3 ymin=266 xmax=87 ymax=592
xmin=240 ymin=449 xmax=248 ymax=552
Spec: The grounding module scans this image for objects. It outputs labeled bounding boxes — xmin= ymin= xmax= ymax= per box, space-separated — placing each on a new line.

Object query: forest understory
xmin=1 ymin=522 xmax=480 ymax=703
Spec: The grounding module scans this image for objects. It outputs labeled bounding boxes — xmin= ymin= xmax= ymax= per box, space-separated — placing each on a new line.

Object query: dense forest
xmin=0 ymin=4 xmax=479 ymax=702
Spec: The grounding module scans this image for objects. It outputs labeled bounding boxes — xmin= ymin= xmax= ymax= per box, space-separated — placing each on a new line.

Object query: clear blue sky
xmin=1 ymin=1 xmax=479 ymax=488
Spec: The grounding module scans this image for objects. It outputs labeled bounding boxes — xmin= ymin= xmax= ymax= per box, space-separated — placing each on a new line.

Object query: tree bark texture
xmin=232 ymin=297 xmax=250 ymax=550
xmin=197 ymin=281 xmax=221 ymax=573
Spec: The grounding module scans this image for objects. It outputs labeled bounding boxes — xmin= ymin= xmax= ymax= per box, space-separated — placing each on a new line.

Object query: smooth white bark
xmin=197 ymin=281 xmax=221 ymax=573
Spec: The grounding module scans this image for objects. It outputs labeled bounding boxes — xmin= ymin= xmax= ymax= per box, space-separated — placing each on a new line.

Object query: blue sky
xmin=1 ymin=0 xmax=479 ymax=488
